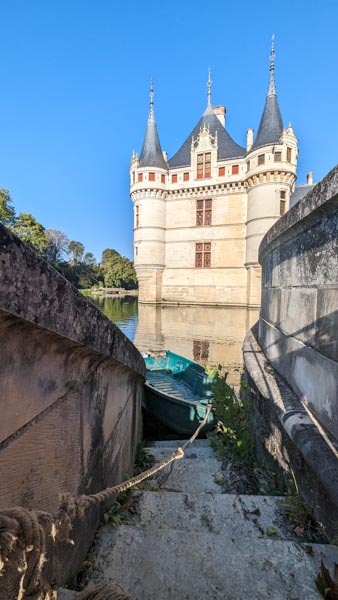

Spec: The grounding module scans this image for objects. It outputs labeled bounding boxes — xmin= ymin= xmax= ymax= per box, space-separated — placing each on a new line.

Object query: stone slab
xmin=131 ymin=491 xmax=297 ymax=540
xmin=57 ymin=590 xmax=77 ymax=600
xmin=141 ymin=458 xmax=223 ymax=493
xmin=87 ymin=525 xmax=338 ymax=599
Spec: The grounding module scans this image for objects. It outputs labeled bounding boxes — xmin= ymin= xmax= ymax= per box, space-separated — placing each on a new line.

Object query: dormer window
xmin=197 ymin=153 xmax=211 ymax=179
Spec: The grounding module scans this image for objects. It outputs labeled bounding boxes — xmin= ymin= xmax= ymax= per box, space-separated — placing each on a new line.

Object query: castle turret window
xmin=135 ymin=205 xmax=140 ymax=228
xmin=232 ymin=165 xmax=239 ymax=175
xmin=274 ymin=151 xmax=281 ymax=161
xmin=195 ymin=242 xmax=211 ymax=268
xmin=286 ymin=147 xmax=292 ymax=162
xmin=280 ymin=191 xmax=286 ymax=215
xmin=258 ymin=154 xmax=265 ymax=166
xmin=196 ymin=199 xmax=212 ymax=226
xmin=218 ymin=167 xmax=225 ymax=177
xmin=197 ymin=153 xmax=211 ymax=179
xmin=149 ymin=172 xmax=155 ymax=181
xmin=183 ymin=172 xmax=189 ymax=181
xmin=161 ymin=174 xmax=166 ymax=183
xmin=172 ymin=174 xmax=177 ymax=183
xmin=138 ymin=173 xmax=143 ymax=182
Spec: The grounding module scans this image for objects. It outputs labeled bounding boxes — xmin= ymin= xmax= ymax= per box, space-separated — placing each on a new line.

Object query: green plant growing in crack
xmin=208 ymin=368 xmax=254 ymax=464
xmin=134 ymin=442 xmax=156 ymax=475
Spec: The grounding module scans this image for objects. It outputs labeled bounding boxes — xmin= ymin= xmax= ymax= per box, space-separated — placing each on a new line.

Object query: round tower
xmin=130 ymin=81 xmax=168 ymax=303
xmin=245 ymin=36 xmax=298 ymax=306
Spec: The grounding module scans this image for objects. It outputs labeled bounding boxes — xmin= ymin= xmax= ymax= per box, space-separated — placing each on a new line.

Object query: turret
xmin=130 ymin=80 xmax=168 ymax=303
xmin=245 ymin=36 xmax=298 ymax=306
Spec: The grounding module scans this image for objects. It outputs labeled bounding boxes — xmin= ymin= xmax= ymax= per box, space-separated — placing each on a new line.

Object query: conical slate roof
xmin=252 ymin=36 xmax=284 ymax=151
xmin=139 ymin=82 xmax=167 ymax=170
xmin=168 ymin=105 xmax=245 ymax=169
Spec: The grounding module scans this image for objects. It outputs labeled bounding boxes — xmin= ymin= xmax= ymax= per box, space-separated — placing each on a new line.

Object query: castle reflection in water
xmin=92 ymin=296 xmax=258 ymax=389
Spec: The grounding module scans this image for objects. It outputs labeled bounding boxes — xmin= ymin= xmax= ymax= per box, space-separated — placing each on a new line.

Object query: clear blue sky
xmin=1 ymin=0 xmax=337 ymax=260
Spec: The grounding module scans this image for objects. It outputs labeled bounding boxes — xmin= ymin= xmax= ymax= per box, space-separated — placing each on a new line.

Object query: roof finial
xmin=149 ymin=78 xmax=155 ymax=122
xmin=207 ymin=67 xmax=212 ymax=106
xmin=268 ymin=34 xmax=276 ymax=96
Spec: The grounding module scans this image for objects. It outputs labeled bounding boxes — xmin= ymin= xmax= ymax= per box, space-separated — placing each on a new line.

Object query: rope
xmin=0 ymin=404 xmax=213 ymax=600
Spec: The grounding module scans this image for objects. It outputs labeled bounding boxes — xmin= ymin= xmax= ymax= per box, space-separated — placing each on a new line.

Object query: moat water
xmin=92 ymin=295 xmax=259 ymax=389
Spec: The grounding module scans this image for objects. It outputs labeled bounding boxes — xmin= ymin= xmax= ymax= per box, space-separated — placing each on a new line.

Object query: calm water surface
xmin=92 ymin=296 xmax=259 ymax=388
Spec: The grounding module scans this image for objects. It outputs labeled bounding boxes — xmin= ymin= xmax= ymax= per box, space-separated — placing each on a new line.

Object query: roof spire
xmin=207 ymin=67 xmax=212 ymax=106
xmin=139 ymin=78 xmax=167 ymax=170
xmin=149 ymin=77 xmax=155 ymax=122
xmin=268 ymin=34 xmax=276 ymax=96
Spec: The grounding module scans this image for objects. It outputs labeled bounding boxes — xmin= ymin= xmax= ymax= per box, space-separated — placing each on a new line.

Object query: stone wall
xmin=258 ymin=164 xmax=338 ymax=441
xmin=0 ymin=225 xmax=145 ymax=585
xmin=243 ymin=165 xmax=338 ymax=537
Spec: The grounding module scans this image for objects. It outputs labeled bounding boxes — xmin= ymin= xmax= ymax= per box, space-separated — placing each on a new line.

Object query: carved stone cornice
xmin=245 ymin=171 xmax=296 ymax=189
xmin=131 ymin=189 xmax=168 ymax=202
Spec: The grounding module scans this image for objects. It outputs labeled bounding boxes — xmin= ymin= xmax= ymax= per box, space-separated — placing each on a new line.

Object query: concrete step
xmin=149 ymin=445 xmax=217 ymax=461
xmin=130 ymin=491 xmax=299 ymax=540
xmin=86 ymin=525 xmax=338 ymax=599
xmin=149 ymin=439 xmax=211 ymax=448
xmin=141 ymin=457 xmax=223 ymax=494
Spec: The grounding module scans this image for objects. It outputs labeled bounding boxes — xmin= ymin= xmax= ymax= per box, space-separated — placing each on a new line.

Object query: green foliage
xmin=134 ymin=443 xmax=155 ymax=475
xmin=209 ymin=368 xmax=254 ymax=464
xmin=13 ymin=212 xmax=47 ymax=254
xmin=0 ymin=188 xmax=16 ymax=228
xmin=103 ymin=500 xmax=129 ymax=528
xmin=68 ymin=240 xmax=85 ymax=265
xmin=101 ymin=247 xmax=137 ymax=290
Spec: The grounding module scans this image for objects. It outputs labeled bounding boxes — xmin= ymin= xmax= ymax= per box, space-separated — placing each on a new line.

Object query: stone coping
xmin=258 ymin=164 xmax=338 ymax=264
xmin=243 ymin=325 xmax=338 ymax=512
xmin=0 ymin=225 xmax=145 ymax=377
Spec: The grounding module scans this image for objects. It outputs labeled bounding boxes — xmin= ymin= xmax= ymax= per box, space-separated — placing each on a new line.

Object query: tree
xmin=101 ymin=247 xmax=137 ymax=289
xmin=68 ymin=240 xmax=85 ymax=265
xmin=84 ymin=252 xmax=96 ymax=266
xmin=45 ymin=229 xmax=69 ymax=264
xmin=0 ymin=189 xmax=16 ymax=228
xmin=14 ymin=212 xmax=47 ymax=255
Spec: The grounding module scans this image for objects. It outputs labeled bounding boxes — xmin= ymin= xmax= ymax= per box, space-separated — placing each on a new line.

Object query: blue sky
xmin=0 ymin=0 xmax=337 ymax=260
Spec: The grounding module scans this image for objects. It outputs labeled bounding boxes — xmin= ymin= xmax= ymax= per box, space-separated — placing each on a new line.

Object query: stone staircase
xmin=61 ymin=440 xmax=338 ymax=599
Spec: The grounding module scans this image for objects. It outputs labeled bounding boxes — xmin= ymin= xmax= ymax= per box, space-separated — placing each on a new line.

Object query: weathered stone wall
xmin=243 ymin=165 xmax=338 ymax=537
xmin=258 ymin=165 xmax=338 ymax=441
xmin=0 ymin=225 xmax=145 ymax=584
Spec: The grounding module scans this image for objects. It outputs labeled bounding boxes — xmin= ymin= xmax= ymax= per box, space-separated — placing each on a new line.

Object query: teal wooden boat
xmin=142 ymin=350 xmax=215 ymax=435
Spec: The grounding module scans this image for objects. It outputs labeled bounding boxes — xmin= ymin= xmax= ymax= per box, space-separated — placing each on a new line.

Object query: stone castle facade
xmin=130 ymin=40 xmax=303 ymax=307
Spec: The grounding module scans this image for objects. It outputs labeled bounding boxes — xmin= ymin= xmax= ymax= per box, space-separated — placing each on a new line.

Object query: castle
xmin=130 ymin=39 xmax=311 ymax=307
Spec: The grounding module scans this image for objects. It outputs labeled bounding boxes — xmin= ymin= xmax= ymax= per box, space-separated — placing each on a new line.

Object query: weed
xmin=134 ymin=442 xmax=155 ymax=475
xmin=278 ymin=495 xmax=327 ymax=543
xmin=103 ymin=500 xmax=128 ymax=528
xmin=208 ymin=368 xmax=254 ymax=464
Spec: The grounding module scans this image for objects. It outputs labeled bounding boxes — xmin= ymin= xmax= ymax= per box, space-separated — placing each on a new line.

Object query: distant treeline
xmin=0 ymin=188 xmax=137 ymax=290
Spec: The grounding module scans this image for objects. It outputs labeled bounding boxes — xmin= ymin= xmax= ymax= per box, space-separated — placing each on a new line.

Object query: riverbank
xmin=81 ymin=287 xmax=138 ymax=297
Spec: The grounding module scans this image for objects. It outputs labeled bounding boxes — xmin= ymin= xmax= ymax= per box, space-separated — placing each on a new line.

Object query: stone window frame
xmin=280 ymin=190 xmax=286 ymax=216
xmin=195 ymin=242 xmax=211 ymax=268
xmin=161 ymin=174 xmax=166 ymax=184
xmin=196 ymin=199 xmax=212 ymax=227
xmin=232 ymin=164 xmax=239 ymax=175
xmin=172 ymin=174 xmax=177 ymax=183
xmin=149 ymin=172 xmax=155 ymax=181
xmin=197 ymin=152 xmax=211 ymax=179
xmin=258 ymin=154 xmax=265 ymax=166
xmin=183 ymin=172 xmax=190 ymax=181
xmin=274 ymin=151 xmax=282 ymax=161
xmin=286 ymin=147 xmax=292 ymax=163
xmin=218 ymin=166 xmax=225 ymax=177
xmin=138 ymin=173 xmax=143 ymax=182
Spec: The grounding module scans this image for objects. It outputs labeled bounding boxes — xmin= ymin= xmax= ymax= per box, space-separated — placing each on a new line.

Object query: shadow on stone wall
xmin=0 ymin=224 xmax=145 ymax=589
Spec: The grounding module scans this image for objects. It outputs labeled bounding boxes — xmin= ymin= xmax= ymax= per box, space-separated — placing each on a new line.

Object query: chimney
xmin=212 ymin=105 xmax=226 ymax=127
xmin=246 ymin=128 xmax=254 ymax=152
xmin=307 ymin=171 xmax=313 ymax=185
